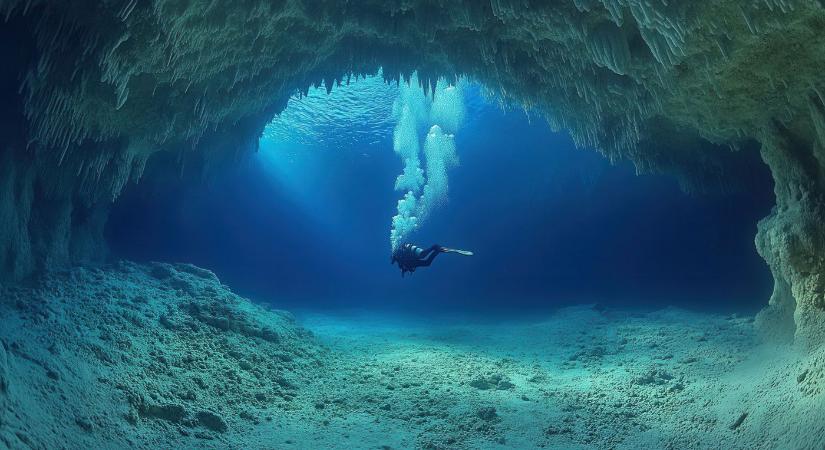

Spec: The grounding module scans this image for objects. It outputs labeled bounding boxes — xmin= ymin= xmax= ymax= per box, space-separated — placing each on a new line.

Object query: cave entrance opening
xmin=107 ymin=72 xmax=776 ymax=314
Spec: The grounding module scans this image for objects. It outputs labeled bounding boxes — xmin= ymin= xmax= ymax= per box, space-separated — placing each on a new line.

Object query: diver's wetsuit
xmin=392 ymin=243 xmax=443 ymax=277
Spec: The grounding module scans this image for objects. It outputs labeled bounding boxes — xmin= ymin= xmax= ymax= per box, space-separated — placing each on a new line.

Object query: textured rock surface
xmin=0 ymin=262 xmax=325 ymax=449
xmin=0 ymin=1 xmax=823 ymax=346
xmin=755 ymin=115 xmax=825 ymax=349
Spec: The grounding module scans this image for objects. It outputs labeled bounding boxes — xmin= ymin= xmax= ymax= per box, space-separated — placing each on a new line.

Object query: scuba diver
xmin=391 ymin=243 xmax=473 ymax=277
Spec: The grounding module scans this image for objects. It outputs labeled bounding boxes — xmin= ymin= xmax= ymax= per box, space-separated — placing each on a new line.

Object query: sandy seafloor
xmin=1 ymin=262 xmax=824 ymax=449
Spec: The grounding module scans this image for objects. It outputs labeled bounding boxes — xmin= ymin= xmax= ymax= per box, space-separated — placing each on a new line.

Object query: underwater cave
xmin=1 ymin=1 xmax=825 ymax=449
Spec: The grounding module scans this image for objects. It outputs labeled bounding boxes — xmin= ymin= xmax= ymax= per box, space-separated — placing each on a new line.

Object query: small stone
xmin=75 ymin=416 xmax=94 ymax=432
xmin=196 ymin=411 xmax=228 ymax=433
xmin=46 ymin=367 xmax=60 ymax=380
xmin=476 ymin=406 xmax=498 ymax=422
xmin=239 ymin=410 xmax=257 ymax=422
xmin=730 ymin=412 xmax=748 ymax=430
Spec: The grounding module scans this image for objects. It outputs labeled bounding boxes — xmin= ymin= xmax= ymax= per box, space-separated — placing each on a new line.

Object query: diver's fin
xmin=441 ymin=247 xmax=474 ymax=256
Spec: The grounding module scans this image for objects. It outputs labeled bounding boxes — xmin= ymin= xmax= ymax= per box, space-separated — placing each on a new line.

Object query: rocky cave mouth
xmin=1 ymin=0 xmax=821 ymax=346
xmin=1 ymin=0 xmax=825 ymax=448
xmin=103 ymin=70 xmax=776 ymax=313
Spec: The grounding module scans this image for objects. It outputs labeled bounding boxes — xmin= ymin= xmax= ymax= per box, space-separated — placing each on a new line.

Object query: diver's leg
xmin=418 ymin=244 xmax=442 ymax=259
xmin=416 ymin=249 xmax=440 ymax=267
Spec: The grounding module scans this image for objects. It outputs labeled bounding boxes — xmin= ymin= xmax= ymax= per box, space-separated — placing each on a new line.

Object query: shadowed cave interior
xmin=1 ymin=1 xmax=825 ymax=449
xmin=106 ymin=79 xmax=776 ymax=313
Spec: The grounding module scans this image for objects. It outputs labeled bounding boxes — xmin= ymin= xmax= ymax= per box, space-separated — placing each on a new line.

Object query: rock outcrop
xmin=0 ymin=261 xmax=325 ymax=448
xmin=0 ymin=0 xmax=823 ymax=347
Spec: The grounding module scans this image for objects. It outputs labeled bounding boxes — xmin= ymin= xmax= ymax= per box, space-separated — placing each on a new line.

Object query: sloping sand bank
xmin=1 ymin=264 xmax=823 ymax=449
xmin=0 ymin=262 xmax=325 ymax=449
xmin=297 ymin=309 xmax=825 ymax=449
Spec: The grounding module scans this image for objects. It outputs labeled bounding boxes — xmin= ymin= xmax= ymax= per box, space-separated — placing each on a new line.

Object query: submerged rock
xmin=729 ymin=412 xmax=748 ymax=431
xmin=469 ymin=373 xmax=515 ymax=391
xmin=476 ymin=406 xmax=499 ymax=422
xmin=0 ymin=262 xmax=325 ymax=448
xmin=137 ymin=403 xmax=187 ymax=423
xmin=633 ymin=368 xmax=674 ymax=386
xmin=196 ymin=410 xmax=228 ymax=433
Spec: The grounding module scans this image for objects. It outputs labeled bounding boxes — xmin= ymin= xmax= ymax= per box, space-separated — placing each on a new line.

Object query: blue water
xmin=108 ymin=77 xmax=774 ymax=314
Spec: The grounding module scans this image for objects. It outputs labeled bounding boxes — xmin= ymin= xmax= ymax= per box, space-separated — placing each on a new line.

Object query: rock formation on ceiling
xmin=0 ymin=0 xmax=823 ymax=348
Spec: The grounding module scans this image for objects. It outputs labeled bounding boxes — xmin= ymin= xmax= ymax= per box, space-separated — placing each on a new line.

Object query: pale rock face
xmin=0 ymin=1 xmax=824 ymax=347
xmin=755 ymin=118 xmax=825 ymax=350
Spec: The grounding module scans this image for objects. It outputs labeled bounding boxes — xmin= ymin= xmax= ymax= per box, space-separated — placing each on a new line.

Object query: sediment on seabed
xmin=1 ymin=263 xmax=824 ymax=449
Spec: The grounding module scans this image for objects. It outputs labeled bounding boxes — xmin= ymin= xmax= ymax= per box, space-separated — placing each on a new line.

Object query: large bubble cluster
xmin=389 ymin=74 xmax=465 ymax=250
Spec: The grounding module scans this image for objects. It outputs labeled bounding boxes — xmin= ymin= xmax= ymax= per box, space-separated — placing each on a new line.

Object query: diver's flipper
xmin=441 ymin=247 xmax=474 ymax=256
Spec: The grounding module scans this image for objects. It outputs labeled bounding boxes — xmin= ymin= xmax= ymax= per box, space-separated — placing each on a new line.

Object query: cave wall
xmin=755 ymin=114 xmax=825 ymax=348
xmin=0 ymin=0 xmax=823 ymax=347
xmin=0 ymin=13 xmax=110 ymax=279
